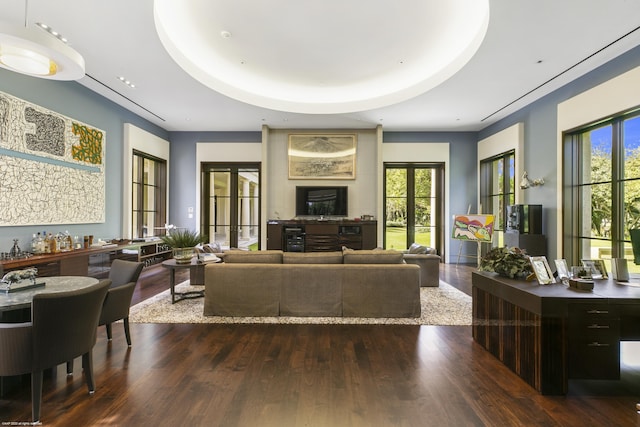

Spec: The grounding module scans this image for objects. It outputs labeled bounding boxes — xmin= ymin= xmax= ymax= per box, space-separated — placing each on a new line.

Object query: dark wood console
xmin=0 ymin=240 xmax=171 ymax=279
xmin=266 ymin=220 xmax=377 ymax=252
xmin=472 ymin=271 xmax=640 ymax=395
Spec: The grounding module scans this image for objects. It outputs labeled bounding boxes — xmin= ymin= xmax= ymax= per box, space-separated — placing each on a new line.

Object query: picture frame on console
xmin=531 ymin=256 xmax=555 ymax=284
xmin=581 ymin=259 xmax=608 ymax=279
xmin=288 ymin=134 xmax=356 ymax=179
xmin=554 ymin=259 xmax=570 ymax=280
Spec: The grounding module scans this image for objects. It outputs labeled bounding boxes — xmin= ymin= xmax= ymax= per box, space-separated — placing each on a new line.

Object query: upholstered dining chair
xmin=99 ymin=259 xmax=144 ymax=345
xmin=0 ymin=279 xmax=110 ymax=424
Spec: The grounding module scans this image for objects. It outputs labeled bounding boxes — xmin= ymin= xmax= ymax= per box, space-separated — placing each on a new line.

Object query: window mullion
xmin=611 ymin=120 xmax=624 ymax=257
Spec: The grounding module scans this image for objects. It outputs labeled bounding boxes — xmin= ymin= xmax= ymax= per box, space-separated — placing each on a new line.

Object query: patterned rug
xmin=129 ymin=281 xmax=472 ymax=325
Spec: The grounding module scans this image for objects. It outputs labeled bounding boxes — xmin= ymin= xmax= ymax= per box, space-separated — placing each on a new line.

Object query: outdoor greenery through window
xmin=479 ymin=151 xmax=515 ymax=249
xmin=132 ymin=151 xmax=167 ymax=239
xmin=384 ymin=163 xmax=443 ymax=253
xmin=563 ymin=110 xmax=640 ymax=272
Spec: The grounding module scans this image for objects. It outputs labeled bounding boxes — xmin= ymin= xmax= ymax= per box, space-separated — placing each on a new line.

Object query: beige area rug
xmin=129 ymin=281 xmax=472 ymax=325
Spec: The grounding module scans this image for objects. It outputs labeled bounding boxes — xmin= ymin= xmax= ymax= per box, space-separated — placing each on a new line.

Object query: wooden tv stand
xmin=266 ymin=219 xmax=377 ymax=252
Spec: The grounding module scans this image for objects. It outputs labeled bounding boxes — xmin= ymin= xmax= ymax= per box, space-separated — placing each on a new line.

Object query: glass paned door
xmin=384 ymin=163 xmax=443 ymax=255
xmin=201 ymin=163 xmax=260 ymax=251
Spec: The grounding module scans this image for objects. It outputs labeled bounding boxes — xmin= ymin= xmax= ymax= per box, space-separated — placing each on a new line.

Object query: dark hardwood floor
xmin=1 ymin=263 xmax=639 ymax=426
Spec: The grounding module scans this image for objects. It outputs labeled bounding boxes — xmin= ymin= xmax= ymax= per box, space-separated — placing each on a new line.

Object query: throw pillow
xmin=408 ymin=243 xmax=428 ymax=254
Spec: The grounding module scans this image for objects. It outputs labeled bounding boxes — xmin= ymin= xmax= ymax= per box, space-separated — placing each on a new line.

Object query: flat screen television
xmin=295 ymin=186 xmax=348 ymax=217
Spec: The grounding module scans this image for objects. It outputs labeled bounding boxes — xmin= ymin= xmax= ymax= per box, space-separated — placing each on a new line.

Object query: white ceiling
xmin=3 ymin=0 xmax=640 ymax=132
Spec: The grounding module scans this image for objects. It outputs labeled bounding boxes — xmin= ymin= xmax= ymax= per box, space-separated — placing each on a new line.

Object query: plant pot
xmin=172 ymin=247 xmax=194 ymax=264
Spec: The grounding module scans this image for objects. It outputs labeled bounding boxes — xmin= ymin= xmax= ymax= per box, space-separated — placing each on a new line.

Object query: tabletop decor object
xmin=161 ymin=229 xmax=207 ymax=264
xmin=1 ymin=267 xmax=44 ymax=293
xmin=478 ymin=246 xmax=533 ymax=279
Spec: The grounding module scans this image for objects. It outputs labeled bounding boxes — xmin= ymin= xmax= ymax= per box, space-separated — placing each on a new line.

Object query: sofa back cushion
xmin=343 ymin=249 xmax=404 ymax=264
xmin=283 ymin=251 xmax=343 ymax=264
xmin=223 ymin=250 xmax=283 ymax=264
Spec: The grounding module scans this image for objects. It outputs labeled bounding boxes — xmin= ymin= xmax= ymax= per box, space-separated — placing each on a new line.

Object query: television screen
xmin=295 ymin=186 xmax=348 ymax=217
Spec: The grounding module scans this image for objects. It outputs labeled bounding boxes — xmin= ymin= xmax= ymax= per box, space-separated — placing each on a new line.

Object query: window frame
xmin=383 ymin=162 xmax=444 ymax=254
xmin=479 ymin=150 xmax=515 ymax=249
xmin=563 ymin=108 xmax=640 ymax=265
xmin=131 ymin=150 xmax=167 ymax=239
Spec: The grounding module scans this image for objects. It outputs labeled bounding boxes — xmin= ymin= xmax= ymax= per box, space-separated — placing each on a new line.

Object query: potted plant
xmin=161 ymin=229 xmax=207 ymax=264
xmin=478 ymin=246 xmax=533 ymax=279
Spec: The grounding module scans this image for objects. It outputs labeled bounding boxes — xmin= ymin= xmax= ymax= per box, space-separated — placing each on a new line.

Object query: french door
xmin=383 ymin=163 xmax=444 ymax=255
xmin=201 ymin=163 xmax=261 ymax=250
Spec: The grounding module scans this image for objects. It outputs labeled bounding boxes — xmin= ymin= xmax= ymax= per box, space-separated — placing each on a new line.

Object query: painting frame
xmin=288 ymin=134 xmax=357 ymax=180
xmin=530 ymin=256 xmax=556 ymax=285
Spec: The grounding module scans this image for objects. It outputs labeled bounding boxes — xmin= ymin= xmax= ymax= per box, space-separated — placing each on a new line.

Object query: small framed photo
xmin=581 ymin=259 xmax=607 ymax=279
xmin=554 ymin=259 xmax=570 ymax=280
xmin=530 ymin=256 xmax=556 ymax=285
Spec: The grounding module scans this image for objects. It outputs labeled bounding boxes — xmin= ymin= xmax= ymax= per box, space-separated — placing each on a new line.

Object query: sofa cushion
xmin=342 ymin=249 xmax=404 ymax=264
xmin=280 ymin=265 xmax=342 ymax=316
xmin=223 ymin=250 xmax=283 ymax=264
xmin=204 ymin=264 xmax=280 ymax=316
xmin=342 ymin=264 xmax=420 ymax=317
xmin=283 ymin=251 xmax=343 ymax=264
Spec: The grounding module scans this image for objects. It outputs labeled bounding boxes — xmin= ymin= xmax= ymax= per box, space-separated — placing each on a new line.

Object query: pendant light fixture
xmin=0 ymin=0 xmax=85 ymax=80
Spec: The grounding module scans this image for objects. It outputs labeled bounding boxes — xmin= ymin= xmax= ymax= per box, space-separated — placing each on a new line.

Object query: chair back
xmin=0 ymin=322 xmax=32 ymax=376
xmin=98 ymin=281 xmax=137 ymax=326
xmin=109 ymin=259 xmax=143 ymax=288
xmin=31 ymin=279 xmax=110 ymax=370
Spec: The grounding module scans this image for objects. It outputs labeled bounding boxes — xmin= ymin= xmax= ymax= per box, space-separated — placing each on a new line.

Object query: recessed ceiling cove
xmin=154 ymin=0 xmax=489 ymax=114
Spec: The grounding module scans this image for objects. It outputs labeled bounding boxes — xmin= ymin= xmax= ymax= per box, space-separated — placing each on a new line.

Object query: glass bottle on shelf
xmin=48 ymin=233 xmax=58 ymax=254
xmin=43 ymin=231 xmax=50 ymax=254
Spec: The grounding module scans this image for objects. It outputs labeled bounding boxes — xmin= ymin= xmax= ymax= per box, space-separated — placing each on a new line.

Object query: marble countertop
xmin=0 ymin=276 xmax=99 ymax=312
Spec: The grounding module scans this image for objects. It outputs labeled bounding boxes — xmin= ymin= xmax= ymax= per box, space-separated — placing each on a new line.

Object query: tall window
xmin=479 ymin=151 xmax=515 ymax=248
xmin=563 ymin=110 xmax=640 ymax=271
xmin=384 ymin=163 xmax=444 ymax=254
xmin=132 ymin=151 xmax=167 ymax=238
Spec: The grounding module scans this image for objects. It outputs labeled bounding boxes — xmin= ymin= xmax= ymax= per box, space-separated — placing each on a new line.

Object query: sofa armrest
xmin=402 ymin=253 xmax=441 ymax=287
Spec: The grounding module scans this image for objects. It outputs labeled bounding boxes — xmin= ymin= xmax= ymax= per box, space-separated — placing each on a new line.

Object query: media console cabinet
xmin=266 ymin=219 xmax=377 ymax=252
xmin=472 ymin=271 xmax=640 ymax=395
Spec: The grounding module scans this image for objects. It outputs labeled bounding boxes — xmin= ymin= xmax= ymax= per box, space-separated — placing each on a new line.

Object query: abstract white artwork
xmin=0 ymin=90 xmax=105 ymax=225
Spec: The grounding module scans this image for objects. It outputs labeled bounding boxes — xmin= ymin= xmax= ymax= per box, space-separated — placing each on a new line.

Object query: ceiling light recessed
xmin=154 ymin=0 xmax=490 ymax=114
xmin=117 ymin=76 xmax=136 ymax=88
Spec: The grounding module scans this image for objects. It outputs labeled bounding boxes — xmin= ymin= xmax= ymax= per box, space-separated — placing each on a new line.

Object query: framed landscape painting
xmin=288 ymin=134 xmax=356 ymax=179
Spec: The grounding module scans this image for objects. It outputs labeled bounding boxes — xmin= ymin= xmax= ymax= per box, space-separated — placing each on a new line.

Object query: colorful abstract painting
xmin=452 ymin=214 xmax=495 ymax=242
xmin=0 ymin=90 xmax=105 ymax=225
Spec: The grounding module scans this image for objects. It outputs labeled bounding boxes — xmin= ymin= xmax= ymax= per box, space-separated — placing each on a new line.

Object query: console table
xmin=472 ymin=271 xmax=640 ymax=395
xmin=0 ymin=240 xmax=171 ymax=279
xmin=266 ymin=219 xmax=377 ymax=252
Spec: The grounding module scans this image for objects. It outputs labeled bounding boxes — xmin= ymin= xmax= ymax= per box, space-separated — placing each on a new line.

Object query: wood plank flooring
xmin=1 ymin=263 xmax=639 ymax=426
